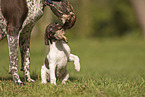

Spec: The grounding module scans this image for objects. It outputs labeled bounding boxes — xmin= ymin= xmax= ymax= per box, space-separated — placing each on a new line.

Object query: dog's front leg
xmin=7 ymin=35 xmax=22 ymax=84
xmin=49 ymin=63 xmax=57 ymax=85
xmin=62 ymin=70 xmax=69 ymax=84
xmin=41 ymin=65 xmax=48 ymax=84
xmin=19 ymin=25 xmax=35 ymax=82
xmin=69 ymin=54 xmax=80 ymax=72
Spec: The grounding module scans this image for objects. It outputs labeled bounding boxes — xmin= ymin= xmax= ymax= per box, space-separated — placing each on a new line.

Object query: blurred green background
xmin=0 ymin=1 xmax=145 ymax=96
xmin=32 ymin=0 xmax=145 ymax=39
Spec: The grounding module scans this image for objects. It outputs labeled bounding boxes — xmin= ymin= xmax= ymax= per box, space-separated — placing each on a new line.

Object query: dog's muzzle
xmin=54 ymin=30 xmax=68 ymax=42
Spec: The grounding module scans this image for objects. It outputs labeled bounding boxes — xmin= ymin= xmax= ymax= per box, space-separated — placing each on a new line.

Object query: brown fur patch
xmin=45 ymin=57 xmax=49 ymax=69
xmin=1 ymin=0 xmax=28 ymax=36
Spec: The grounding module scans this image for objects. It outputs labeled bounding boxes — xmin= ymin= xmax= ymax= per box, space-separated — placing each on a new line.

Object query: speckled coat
xmin=0 ymin=0 xmax=46 ymax=83
xmin=48 ymin=0 xmax=76 ymax=29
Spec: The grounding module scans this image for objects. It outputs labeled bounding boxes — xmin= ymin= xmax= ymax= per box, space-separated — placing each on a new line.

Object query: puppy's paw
xmin=75 ymin=62 xmax=80 ymax=72
xmin=62 ymin=81 xmax=66 ymax=84
xmin=50 ymin=79 xmax=57 ymax=85
xmin=41 ymin=81 xmax=47 ymax=84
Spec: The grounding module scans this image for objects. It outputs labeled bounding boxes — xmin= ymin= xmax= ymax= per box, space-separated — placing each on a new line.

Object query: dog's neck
xmin=50 ymin=40 xmax=65 ymax=50
xmin=49 ymin=40 xmax=70 ymax=59
xmin=49 ymin=40 xmax=70 ymax=54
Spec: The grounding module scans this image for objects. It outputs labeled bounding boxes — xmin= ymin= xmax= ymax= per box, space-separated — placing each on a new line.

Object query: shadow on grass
xmin=0 ymin=75 xmax=80 ymax=83
xmin=69 ymin=77 xmax=79 ymax=82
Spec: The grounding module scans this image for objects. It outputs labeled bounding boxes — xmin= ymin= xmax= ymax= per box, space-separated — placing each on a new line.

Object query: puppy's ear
xmin=44 ymin=25 xmax=53 ymax=45
xmin=45 ymin=33 xmax=52 ymax=45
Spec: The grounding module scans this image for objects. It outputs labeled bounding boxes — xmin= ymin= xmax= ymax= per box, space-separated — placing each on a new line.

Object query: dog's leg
xmin=2 ymin=0 xmax=28 ymax=84
xmin=49 ymin=63 xmax=57 ymax=85
xmin=69 ymin=54 xmax=80 ymax=72
xmin=19 ymin=25 xmax=35 ymax=82
xmin=7 ymin=34 xmax=22 ymax=84
xmin=4 ymin=16 xmax=24 ymax=84
xmin=41 ymin=65 xmax=50 ymax=84
xmin=62 ymin=70 xmax=69 ymax=84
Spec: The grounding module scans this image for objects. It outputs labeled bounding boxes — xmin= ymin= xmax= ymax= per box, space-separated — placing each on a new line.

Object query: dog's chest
xmin=48 ymin=41 xmax=70 ymax=67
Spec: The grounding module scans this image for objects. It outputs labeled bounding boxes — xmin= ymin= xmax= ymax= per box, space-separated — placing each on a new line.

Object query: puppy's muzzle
xmin=54 ymin=30 xmax=68 ymax=42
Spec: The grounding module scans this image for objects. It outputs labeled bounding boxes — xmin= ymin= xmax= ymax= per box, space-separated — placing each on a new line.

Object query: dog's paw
xmin=62 ymin=81 xmax=66 ymax=84
xmin=75 ymin=62 xmax=80 ymax=72
xmin=51 ymin=82 xmax=57 ymax=86
xmin=50 ymin=79 xmax=57 ymax=85
xmin=27 ymin=78 xmax=35 ymax=82
xmin=41 ymin=81 xmax=47 ymax=84
xmin=14 ymin=79 xmax=25 ymax=85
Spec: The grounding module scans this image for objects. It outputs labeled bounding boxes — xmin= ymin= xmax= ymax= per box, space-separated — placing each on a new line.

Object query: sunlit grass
xmin=0 ymin=37 xmax=145 ymax=97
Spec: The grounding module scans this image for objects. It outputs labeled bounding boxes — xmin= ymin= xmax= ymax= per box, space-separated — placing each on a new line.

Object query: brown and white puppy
xmin=41 ymin=23 xmax=80 ymax=85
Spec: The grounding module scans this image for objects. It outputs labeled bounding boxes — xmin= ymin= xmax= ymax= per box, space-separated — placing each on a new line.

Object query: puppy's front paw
xmin=41 ymin=80 xmax=47 ymax=84
xmin=75 ymin=62 xmax=80 ymax=72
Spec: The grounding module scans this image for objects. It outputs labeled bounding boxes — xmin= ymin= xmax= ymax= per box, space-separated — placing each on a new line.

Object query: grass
xmin=0 ymin=37 xmax=145 ymax=97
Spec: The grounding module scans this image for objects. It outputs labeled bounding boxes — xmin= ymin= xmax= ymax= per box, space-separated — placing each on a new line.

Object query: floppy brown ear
xmin=44 ymin=25 xmax=52 ymax=45
xmin=44 ymin=23 xmax=62 ymax=45
xmin=44 ymin=33 xmax=51 ymax=45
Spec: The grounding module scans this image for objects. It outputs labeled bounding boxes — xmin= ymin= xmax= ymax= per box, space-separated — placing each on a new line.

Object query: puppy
xmin=41 ymin=23 xmax=80 ymax=85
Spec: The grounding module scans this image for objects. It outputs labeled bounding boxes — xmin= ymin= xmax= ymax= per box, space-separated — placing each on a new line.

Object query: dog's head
xmin=45 ymin=23 xmax=67 ymax=45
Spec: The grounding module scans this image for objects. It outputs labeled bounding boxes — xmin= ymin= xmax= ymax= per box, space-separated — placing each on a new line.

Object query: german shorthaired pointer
xmin=0 ymin=0 xmax=55 ymax=84
xmin=41 ymin=23 xmax=80 ymax=85
xmin=41 ymin=0 xmax=79 ymax=85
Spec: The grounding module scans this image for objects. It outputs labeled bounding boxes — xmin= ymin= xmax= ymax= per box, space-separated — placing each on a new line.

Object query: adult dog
xmin=41 ymin=23 xmax=80 ymax=85
xmin=0 ymin=0 xmax=53 ymax=84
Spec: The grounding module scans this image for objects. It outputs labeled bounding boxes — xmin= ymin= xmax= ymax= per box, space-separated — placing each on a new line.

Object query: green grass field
xmin=0 ymin=37 xmax=145 ymax=97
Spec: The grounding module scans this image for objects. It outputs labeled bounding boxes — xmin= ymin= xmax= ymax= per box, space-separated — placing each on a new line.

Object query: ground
xmin=0 ymin=36 xmax=145 ymax=97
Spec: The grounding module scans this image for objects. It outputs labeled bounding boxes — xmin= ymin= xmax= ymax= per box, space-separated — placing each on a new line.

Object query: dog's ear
xmin=45 ymin=33 xmax=52 ymax=45
xmin=44 ymin=25 xmax=53 ymax=45
xmin=44 ymin=23 xmax=62 ymax=45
